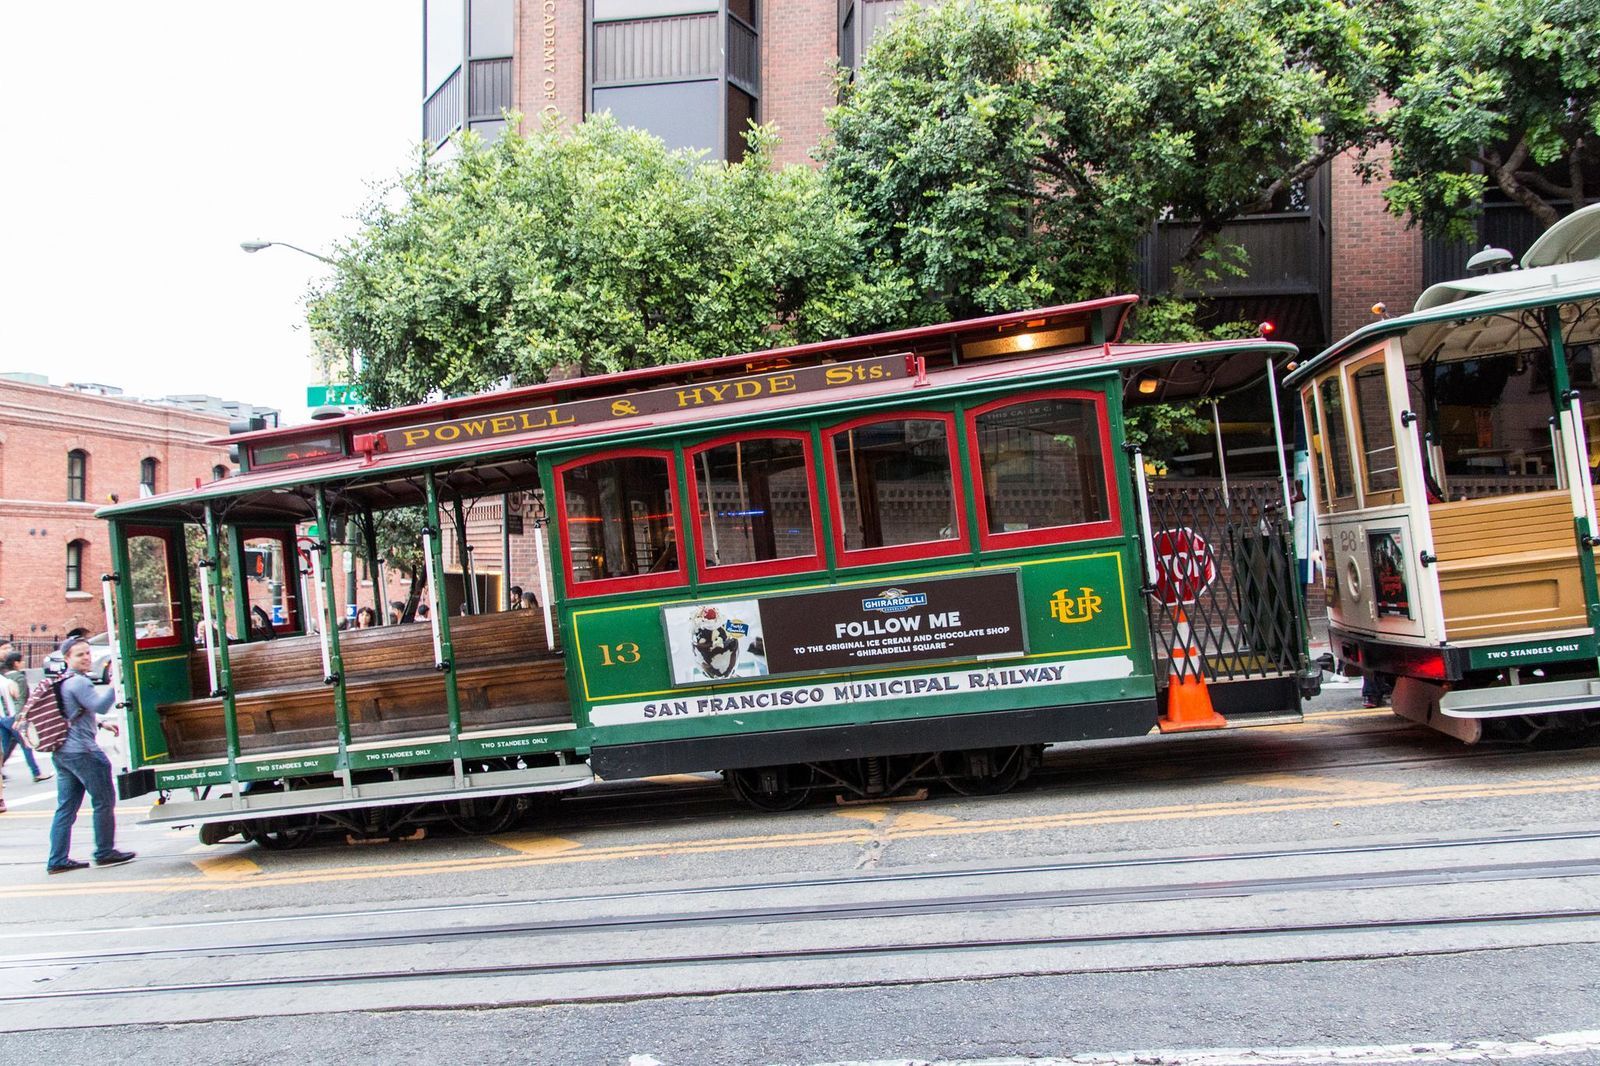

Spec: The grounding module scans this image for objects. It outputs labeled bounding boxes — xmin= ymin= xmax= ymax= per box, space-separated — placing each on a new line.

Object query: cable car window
xmin=1351 ymin=363 xmax=1401 ymax=495
xmin=239 ymin=530 xmax=302 ymax=638
xmin=1317 ymin=375 xmax=1356 ymax=500
xmin=124 ymin=529 xmax=181 ymax=649
xmin=830 ymin=417 xmax=959 ymax=553
xmin=561 ymin=454 xmax=681 ymax=584
xmin=1302 ymin=387 xmax=1333 ymax=507
xmin=691 ymin=437 xmax=816 ymax=569
xmin=974 ymin=396 xmax=1110 ymax=537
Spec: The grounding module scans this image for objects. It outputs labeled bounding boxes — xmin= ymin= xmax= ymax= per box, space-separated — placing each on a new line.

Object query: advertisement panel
xmin=660 ymin=571 xmax=1027 ymax=687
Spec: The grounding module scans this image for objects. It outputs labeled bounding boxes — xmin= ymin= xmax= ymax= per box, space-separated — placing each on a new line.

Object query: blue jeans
xmin=48 ymin=749 xmax=117 ymax=868
xmin=0 ymin=716 xmax=43 ymax=777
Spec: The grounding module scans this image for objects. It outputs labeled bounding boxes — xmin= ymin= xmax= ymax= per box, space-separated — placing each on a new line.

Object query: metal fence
xmin=3 ymin=637 xmax=66 ymax=669
xmin=1142 ymin=480 xmax=1305 ymax=685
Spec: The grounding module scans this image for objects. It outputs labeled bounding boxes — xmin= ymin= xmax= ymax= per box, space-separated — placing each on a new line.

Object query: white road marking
xmin=798 ymin=1030 xmax=1600 ymax=1065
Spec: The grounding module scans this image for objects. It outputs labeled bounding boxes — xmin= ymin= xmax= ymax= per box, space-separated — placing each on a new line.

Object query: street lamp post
xmin=240 ymin=237 xmax=355 ymax=613
xmin=239 ymin=239 xmax=335 ymax=265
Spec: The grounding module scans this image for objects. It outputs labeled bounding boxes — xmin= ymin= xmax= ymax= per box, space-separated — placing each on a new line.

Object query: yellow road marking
xmin=487 ymin=833 xmax=583 ymax=857
xmin=892 ymin=811 xmax=962 ymax=831
xmin=6 ymin=772 xmax=1599 ymax=899
xmin=1235 ymin=773 xmax=1410 ymax=797
xmin=193 ymin=855 xmax=261 ymax=879
xmin=834 ymin=806 xmax=891 ymax=824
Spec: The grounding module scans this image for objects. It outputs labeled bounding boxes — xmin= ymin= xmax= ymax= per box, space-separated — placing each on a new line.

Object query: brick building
xmin=0 ymin=375 xmax=274 ymax=647
xmin=417 ymin=0 xmax=1506 ymax=363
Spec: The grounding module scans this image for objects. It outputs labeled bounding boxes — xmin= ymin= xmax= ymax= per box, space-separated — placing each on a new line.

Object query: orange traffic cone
xmin=1158 ymin=607 xmax=1228 ymax=732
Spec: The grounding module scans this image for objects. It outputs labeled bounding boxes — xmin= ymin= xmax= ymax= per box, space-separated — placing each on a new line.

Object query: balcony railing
xmin=424 ymin=66 xmax=462 ymax=145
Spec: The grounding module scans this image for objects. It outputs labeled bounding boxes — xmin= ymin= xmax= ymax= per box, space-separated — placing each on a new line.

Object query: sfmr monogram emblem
xmin=1049 ymin=587 xmax=1103 ymax=624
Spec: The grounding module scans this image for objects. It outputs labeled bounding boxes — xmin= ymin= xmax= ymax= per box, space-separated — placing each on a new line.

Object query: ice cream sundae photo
xmin=689 ymin=605 xmax=743 ymax=678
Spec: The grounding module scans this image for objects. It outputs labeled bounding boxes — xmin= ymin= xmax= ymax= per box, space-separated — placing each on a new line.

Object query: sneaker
xmin=47 ymin=860 xmax=89 ymax=874
xmin=93 ymin=850 xmax=136 ymax=867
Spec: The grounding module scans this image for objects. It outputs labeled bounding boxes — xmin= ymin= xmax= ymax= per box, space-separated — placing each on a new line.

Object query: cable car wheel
xmin=936 ymin=745 xmax=1033 ymax=796
xmin=446 ymin=794 xmax=522 ymax=835
xmin=245 ymin=815 xmax=316 ymax=850
xmin=725 ymin=765 xmax=817 ymax=812
xmin=240 ymin=779 xmax=318 ymax=849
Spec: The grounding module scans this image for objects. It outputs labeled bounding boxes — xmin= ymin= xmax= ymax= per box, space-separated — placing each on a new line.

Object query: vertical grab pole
xmin=534 ymin=518 xmax=554 ymax=651
xmin=424 ymin=472 xmax=463 ymax=763
xmin=198 ymin=557 xmax=219 ymax=694
xmin=99 ymin=573 xmax=132 ymax=775
xmin=501 ymin=493 xmax=514 ymax=610
xmin=1265 ymin=353 xmax=1313 ymax=684
xmin=313 ymin=490 xmax=352 ymax=771
xmin=1264 ymin=355 xmax=1294 ymax=518
xmin=203 ymin=506 xmax=241 ymax=773
xmin=1128 ymin=444 xmax=1161 ymax=588
xmin=1210 ymin=399 xmax=1231 ymax=509
xmin=1546 ymin=308 xmax=1600 ymax=648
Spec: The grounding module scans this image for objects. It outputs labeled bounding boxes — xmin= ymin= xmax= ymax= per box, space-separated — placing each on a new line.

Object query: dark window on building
xmin=67 ymin=449 xmax=86 ymax=502
xmin=212 ymin=464 xmax=229 ymax=481
xmin=589 ymin=1 xmax=759 ymax=160
xmin=66 ymin=539 xmax=85 ymax=592
xmin=139 ymin=457 xmax=159 ymax=497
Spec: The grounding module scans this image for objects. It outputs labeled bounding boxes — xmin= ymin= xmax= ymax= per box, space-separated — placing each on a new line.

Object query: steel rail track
xmin=6 ymin=905 xmax=1600 ymax=1005
xmin=7 ymin=826 xmax=1599 ymax=947
xmin=8 ymin=844 xmax=1600 ymax=971
xmin=546 ymin=734 xmax=1586 ymax=825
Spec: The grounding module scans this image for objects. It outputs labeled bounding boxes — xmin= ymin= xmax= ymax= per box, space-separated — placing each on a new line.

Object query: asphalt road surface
xmin=3 ymin=682 xmax=1599 ymax=1064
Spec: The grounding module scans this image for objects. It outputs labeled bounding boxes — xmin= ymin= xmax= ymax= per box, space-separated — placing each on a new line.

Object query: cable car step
xmin=1440 ymin=678 xmax=1600 ymax=719
xmin=139 ymin=762 xmax=596 ymax=825
xmin=1219 ymin=712 xmax=1304 ymax=728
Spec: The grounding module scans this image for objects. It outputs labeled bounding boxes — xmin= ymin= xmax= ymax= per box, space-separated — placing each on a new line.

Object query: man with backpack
xmin=46 ymin=638 xmax=134 ymax=874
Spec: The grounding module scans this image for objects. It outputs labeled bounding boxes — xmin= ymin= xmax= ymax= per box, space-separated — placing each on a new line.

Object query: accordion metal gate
xmin=1140 ymin=480 xmax=1311 ymax=714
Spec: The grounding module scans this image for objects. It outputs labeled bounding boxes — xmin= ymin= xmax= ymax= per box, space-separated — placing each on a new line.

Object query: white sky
xmin=0 ymin=2 xmax=421 ymax=426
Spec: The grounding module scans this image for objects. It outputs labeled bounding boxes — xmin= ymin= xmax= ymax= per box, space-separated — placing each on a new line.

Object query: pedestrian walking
xmin=0 ymin=651 xmax=49 ymax=782
xmin=46 ymin=639 xmax=134 ymax=874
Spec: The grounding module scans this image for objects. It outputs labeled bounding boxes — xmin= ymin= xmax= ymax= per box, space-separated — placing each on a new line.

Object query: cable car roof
xmin=1287 ymin=205 xmax=1600 ymax=387
xmin=103 ymin=315 xmax=1290 ymax=525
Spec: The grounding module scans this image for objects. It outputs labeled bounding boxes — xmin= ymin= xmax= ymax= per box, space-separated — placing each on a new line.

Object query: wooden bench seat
xmin=160 ymin=611 xmax=570 ymax=761
xmin=1431 ymin=491 xmax=1587 ymax=640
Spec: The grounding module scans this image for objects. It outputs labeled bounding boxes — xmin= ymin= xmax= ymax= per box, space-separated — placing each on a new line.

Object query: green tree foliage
xmin=1382 ymin=0 xmax=1600 ymax=239
xmin=822 ymin=0 xmax=1391 ymax=320
xmin=308 ymin=116 xmax=907 ymax=409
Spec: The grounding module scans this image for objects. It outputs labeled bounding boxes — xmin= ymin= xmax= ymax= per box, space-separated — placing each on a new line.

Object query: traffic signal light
xmin=244 ymin=547 xmax=273 ymax=580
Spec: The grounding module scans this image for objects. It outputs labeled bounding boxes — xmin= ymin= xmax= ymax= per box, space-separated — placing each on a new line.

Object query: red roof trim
xmin=217 ymin=296 xmax=1139 ymax=447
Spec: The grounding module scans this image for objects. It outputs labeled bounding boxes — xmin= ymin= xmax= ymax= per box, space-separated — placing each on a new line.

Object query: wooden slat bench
xmin=160 ymin=610 xmax=569 ymax=761
xmin=1431 ymin=490 xmax=1587 ymax=640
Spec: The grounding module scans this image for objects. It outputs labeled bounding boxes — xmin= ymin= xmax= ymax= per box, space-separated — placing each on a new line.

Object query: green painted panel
xmin=129 ymin=653 xmax=192 ymax=766
xmin=155 ymin=764 xmax=232 ymax=789
xmin=237 ymin=753 xmax=341 ymax=779
xmin=1466 ymin=634 xmax=1600 ymax=671
xmin=348 ymin=742 xmax=455 ymax=770
xmin=459 ymin=731 xmax=579 ymax=758
xmin=564 ymin=546 xmax=1153 ymax=744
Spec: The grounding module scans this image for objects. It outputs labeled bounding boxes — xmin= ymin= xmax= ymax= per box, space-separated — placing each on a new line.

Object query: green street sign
xmin=307 ymin=383 xmax=365 ymax=407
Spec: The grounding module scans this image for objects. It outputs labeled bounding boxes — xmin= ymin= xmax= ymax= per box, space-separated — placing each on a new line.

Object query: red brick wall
xmin=761 ymin=0 xmax=839 ymax=167
xmin=514 ymin=0 xmax=584 ymax=131
xmin=0 ymin=382 xmax=232 ymax=640
xmin=1329 ymin=145 xmax=1424 ymax=340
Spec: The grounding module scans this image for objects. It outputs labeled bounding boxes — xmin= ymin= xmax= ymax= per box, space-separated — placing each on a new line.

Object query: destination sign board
xmin=358 ymin=354 xmax=913 ymax=455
